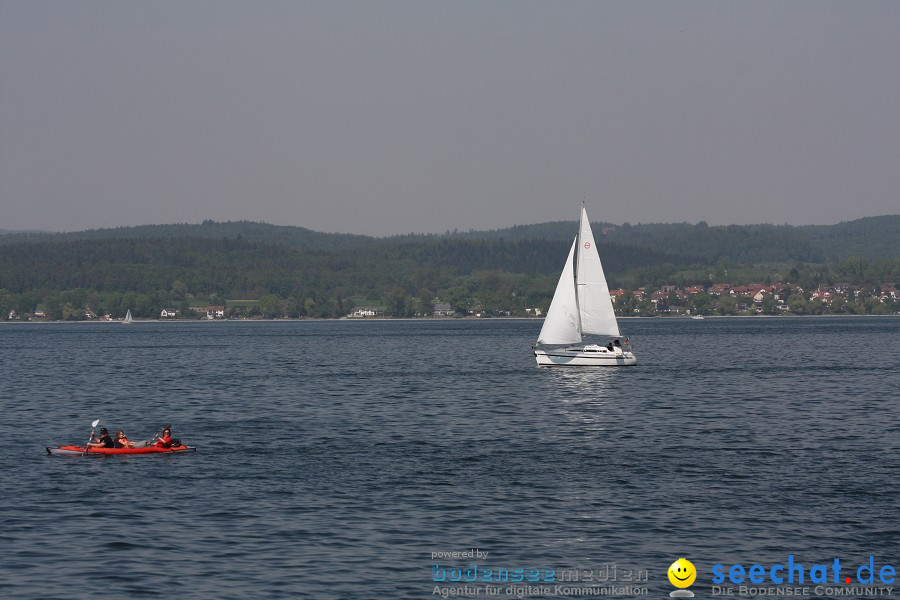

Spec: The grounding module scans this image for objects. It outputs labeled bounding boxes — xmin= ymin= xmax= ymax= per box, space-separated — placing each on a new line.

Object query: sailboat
xmin=533 ymin=204 xmax=637 ymax=367
xmin=123 ymin=309 xmax=133 ymax=324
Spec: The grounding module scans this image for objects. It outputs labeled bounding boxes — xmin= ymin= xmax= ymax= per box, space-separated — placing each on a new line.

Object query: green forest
xmin=0 ymin=216 xmax=897 ymax=320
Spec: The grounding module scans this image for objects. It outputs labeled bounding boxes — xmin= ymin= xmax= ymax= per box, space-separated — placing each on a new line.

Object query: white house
xmin=193 ymin=306 xmax=225 ymax=319
xmin=432 ymin=302 xmax=454 ymax=317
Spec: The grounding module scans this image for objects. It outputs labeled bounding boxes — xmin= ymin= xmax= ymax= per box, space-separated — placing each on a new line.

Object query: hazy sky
xmin=2 ymin=1 xmax=898 ymax=236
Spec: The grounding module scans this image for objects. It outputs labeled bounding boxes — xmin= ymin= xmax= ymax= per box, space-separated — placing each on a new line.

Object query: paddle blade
xmin=91 ymin=419 xmax=100 ymax=428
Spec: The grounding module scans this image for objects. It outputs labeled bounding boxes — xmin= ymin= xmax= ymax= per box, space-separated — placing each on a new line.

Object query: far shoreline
xmin=2 ymin=313 xmax=897 ymax=325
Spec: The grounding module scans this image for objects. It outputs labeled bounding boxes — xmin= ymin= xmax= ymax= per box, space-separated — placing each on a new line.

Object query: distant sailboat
xmin=533 ymin=204 xmax=637 ymax=367
xmin=123 ymin=309 xmax=133 ymax=324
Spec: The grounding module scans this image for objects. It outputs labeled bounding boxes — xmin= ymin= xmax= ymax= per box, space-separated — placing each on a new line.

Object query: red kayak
xmin=47 ymin=445 xmax=196 ymax=456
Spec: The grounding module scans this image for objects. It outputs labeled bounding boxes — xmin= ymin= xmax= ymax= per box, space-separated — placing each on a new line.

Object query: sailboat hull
xmin=534 ymin=346 xmax=637 ymax=367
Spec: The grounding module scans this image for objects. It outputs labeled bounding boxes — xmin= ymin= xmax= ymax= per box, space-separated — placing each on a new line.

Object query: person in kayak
xmin=154 ymin=427 xmax=173 ymax=448
xmin=122 ymin=425 xmax=172 ymax=448
xmin=113 ymin=430 xmax=134 ymax=449
xmin=87 ymin=427 xmax=115 ymax=448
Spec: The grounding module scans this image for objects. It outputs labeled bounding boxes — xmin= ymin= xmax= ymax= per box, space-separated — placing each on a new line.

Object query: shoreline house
xmin=809 ymin=288 xmax=834 ymax=305
xmin=432 ymin=302 xmax=454 ymax=317
xmin=650 ymin=290 xmax=687 ymax=314
xmin=609 ymin=289 xmax=626 ymax=303
xmin=192 ymin=305 xmax=225 ymax=319
xmin=752 ymin=286 xmax=775 ymax=304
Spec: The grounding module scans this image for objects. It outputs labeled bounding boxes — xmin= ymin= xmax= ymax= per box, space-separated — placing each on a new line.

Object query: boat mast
xmin=572 ymin=200 xmax=584 ymax=340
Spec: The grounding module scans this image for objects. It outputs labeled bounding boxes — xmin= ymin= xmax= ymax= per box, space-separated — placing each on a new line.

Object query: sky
xmin=1 ymin=1 xmax=898 ymax=236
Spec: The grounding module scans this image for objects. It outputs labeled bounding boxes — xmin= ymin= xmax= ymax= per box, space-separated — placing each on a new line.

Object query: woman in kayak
xmin=87 ymin=427 xmax=115 ymax=448
xmin=123 ymin=425 xmax=173 ymax=448
xmin=113 ymin=430 xmax=134 ymax=449
xmin=154 ymin=427 xmax=173 ymax=448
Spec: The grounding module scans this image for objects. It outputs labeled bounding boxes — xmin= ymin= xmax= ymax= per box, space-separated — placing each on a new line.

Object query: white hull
xmin=534 ymin=345 xmax=637 ymax=367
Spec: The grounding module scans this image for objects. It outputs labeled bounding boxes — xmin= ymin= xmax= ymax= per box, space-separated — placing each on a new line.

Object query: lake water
xmin=1 ymin=317 xmax=898 ymax=599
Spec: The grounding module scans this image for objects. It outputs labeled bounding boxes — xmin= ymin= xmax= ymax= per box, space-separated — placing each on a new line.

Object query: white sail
xmin=536 ymin=237 xmax=581 ymax=344
xmin=124 ymin=309 xmax=133 ymax=324
xmin=576 ymin=206 xmax=620 ymax=338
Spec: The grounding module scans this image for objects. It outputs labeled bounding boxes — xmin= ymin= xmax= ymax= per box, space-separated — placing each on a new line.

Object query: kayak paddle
xmin=81 ymin=419 xmax=100 ymax=456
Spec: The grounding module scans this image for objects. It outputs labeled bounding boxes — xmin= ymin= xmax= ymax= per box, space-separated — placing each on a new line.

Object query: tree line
xmin=0 ymin=228 xmax=897 ymax=320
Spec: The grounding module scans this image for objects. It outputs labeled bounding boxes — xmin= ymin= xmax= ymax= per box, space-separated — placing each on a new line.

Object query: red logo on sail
xmin=584 ymin=242 xmax=591 ymax=249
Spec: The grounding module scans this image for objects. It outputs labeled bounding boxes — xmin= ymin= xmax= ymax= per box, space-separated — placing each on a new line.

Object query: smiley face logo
xmin=668 ymin=558 xmax=696 ymax=588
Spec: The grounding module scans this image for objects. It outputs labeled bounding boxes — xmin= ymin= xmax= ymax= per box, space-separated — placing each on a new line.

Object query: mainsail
xmin=575 ymin=207 xmax=620 ymax=338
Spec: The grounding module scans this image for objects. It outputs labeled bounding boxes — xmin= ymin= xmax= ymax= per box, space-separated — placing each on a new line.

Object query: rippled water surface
xmin=1 ymin=317 xmax=898 ymax=598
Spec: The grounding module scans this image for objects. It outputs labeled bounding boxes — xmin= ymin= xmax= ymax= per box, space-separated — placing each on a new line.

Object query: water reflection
xmin=550 ymin=368 xmax=622 ymax=433
xmin=552 ymin=367 xmax=619 ymax=397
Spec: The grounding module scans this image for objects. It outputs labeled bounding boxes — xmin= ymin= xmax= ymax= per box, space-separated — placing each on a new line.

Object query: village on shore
xmin=8 ymin=281 xmax=898 ymax=322
xmin=478 ymin=281 xmax=897 ymax=319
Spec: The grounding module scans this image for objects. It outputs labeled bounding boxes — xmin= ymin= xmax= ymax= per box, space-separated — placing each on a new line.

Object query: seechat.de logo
xmin=711 ymin=555 xmax=896 ymax=586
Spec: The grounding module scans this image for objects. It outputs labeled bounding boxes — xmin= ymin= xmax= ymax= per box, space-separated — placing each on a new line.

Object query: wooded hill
xmin=444 ymin=215 xmax=900 ymax=263
xmin=3 ymin=214 xmax=898 ymax=262
xmin=0 ymin=215 xmax=897 ymax=319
